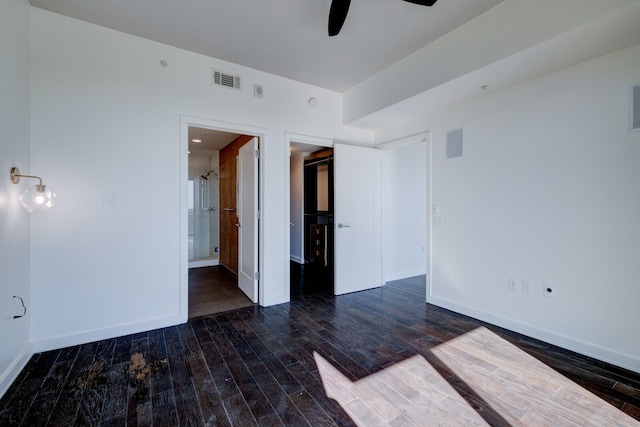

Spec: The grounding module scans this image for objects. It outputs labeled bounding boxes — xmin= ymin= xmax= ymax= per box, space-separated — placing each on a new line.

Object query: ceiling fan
xmin=329 ymin=0 xmax=439 ymax=36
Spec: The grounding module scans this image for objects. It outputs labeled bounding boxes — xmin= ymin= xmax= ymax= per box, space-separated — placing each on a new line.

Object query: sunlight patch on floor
xmin=314 ymin=327 xmax=639 ymax=426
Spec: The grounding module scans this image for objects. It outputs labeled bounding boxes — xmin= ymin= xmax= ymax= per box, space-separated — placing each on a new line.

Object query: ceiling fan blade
xmin=328 ymin=0 xmax=351 ymax=36
xmin=403 ymin=0 xmax=438 ymax=6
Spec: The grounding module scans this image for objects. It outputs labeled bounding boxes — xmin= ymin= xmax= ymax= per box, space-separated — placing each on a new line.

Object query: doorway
xmin=186 ymin=123 xmax=260 ymax=317
xmin=289 ymin=137 xmax=390 ymax=297
xmin=289 ymin=138 xmax=335 ymax=293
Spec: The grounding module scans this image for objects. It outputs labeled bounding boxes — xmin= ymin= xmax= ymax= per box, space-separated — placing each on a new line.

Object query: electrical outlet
xmin=543 ymin=283 xmax=555 ymax=298
xmin=522 ymin=280 xmax=532 ymax=294
xmin=508 ymin=277 xmax=518 ymax=292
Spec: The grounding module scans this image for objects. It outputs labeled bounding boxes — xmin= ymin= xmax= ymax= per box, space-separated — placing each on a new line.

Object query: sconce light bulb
xmin=19 ymin=185 xmax=57 ymax=212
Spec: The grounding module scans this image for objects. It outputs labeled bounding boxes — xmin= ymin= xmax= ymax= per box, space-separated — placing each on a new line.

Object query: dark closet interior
xmin=303 ymin=149 xmax=334 ymax=291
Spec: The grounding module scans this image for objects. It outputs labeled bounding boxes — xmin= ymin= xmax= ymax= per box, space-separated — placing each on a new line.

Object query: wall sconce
xmin=10 ymin=167 xmax=57 ymax=212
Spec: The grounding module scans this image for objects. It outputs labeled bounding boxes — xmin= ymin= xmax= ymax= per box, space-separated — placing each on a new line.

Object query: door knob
xmin=235 ymin=223 xmax=241 ymax=227
xmin=337 ymin=223 xmax=351 ymax=229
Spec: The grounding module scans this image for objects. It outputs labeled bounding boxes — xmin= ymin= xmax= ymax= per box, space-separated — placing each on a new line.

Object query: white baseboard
xmin=428 ymin=295 xmax=640 ymax=375
xmin=0 ymin=343 xmax=33 ymax=399
xmin=188 ymin=258 xmax=219 ymax=269
xmin=290 ymin=255 xmax=304 ymax=264
xmin=383 ymin=268 xmax=427 ymax=284
xmin=31 ymin=314 xmax=186 ymax=354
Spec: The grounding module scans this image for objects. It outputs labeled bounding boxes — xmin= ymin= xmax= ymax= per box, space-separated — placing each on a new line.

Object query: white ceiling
xmin=28 ymin=0 xmax=503 ymax=93
xmin=188 ymin=127 xmax=240 ymax=156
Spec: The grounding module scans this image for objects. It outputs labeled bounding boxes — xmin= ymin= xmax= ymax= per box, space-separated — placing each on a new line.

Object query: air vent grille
xmin=212 ymin=69 xmax=242 ymax=90
xmin=446 ymin=128 xmax=464 ymax=159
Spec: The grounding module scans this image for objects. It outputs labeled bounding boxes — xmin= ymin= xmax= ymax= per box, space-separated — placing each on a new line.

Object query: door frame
xmin=180 ymin=116 xmax=266 ymax=319
xmin=377 ymin=131 xmax=431 ymax=301
xmin=285 ymin=133 xmax=333 ymax=291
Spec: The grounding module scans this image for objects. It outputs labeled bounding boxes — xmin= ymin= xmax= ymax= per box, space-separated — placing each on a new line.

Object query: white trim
xmin=290 ymin=255 xmax=304 ymax=264
xmin=32 ymin=315 xmax=184 ymax=354
xmin=376 ymin=132 xmax=429 ymax=150
xmin=188 ymin=258 xmax=220 ymax=269
xmin=630 ymin=83 xmax=640 ymax=132
xmin=429 ymin=295 xmax=640 ymax=374
xmin=285 ymin=132 xmax=333 ymax=148
xmin=383 ymin=268 xmax=427 ymax=284
xmin=180 ymin=116 xmax=268 ymax=311
xmin=0 ymin=343 xmax=33 ymax=399
xmin=427 ymin=133 xmax=434 ymax=303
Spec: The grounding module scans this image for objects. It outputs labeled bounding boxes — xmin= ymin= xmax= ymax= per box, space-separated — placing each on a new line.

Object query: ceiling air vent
xmin=212 ymin=69 xmax=242 ymax=90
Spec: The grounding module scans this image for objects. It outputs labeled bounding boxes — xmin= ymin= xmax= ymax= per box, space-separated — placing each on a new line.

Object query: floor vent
xmin=212 ymin=69 xmax=242 ymax=90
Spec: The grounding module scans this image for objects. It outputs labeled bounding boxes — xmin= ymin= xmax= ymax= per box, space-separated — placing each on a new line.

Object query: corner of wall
xmin=0 ymin=343 xmax=33 ymax=399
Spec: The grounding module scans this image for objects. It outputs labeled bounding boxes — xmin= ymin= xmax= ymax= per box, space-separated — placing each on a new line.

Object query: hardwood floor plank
xmin=187 ymin=351 xmax=231 ymax=427
xmin=126 ymin=333 xmax=152 ymax=426
xmin=288 ymin=389 xmax=338 ymax=427
xmin=100 ymin=362 xmax=129 ymax=425
xmin=2 ymin=265 xmax=640 ymax=426
xmin=189 ymin=266 xmax=253 ymax=318
xmin=0 ymin=351 xmax=60 ymax=426
xmin=222 ymin=392 xmax=257 ymax=427
xmin=286 ymin=362 xmax=357 ymax=427
xmin=16 ymin=348 xmax=78 ymax=427
xmin=49 ymin=342 xmax=99 ymax=426
xmin=248 ymin=362 xmax=310 ymax=426
xmin=193 ymin=319 xmax=243 ymax=400
xmin=75 ymin=338 xmax=116 ymax=426
xmin=151 ymin=390 xmax=179 ymax=427
xmin=164 ymin=326 xmax=205 ymax=426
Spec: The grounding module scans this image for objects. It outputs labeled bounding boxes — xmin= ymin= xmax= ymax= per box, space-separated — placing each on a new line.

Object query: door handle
xmin=337 ymin=223 xmax=351 ymax=229
xmin=235 ymin=223 xmax=241 ymax=227
xmin=224 ymin=208 xmax=236 ymax=212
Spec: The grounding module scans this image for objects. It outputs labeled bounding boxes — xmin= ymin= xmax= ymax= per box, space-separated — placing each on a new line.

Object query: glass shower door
xmin=188 ymin=167 xmax=219 ymax=266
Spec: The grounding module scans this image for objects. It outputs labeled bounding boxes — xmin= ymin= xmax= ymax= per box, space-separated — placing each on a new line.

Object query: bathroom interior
xmin=188 ymin=156 xmax=219 ymax=269
xmin=188 ymin=126 xmax=254 ymax=317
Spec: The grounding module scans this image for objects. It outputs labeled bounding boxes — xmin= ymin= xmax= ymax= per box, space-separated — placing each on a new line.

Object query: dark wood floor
xmin=188 ymin=266 xmax=254 ymax=318
xmin=1 ymin=265 xmax=639 ymax=426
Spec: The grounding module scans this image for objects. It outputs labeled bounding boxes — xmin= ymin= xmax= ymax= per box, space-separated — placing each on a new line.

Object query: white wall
xmin=28 ymin=8 xmax=371 ymax=350
xmin=289 ymin=153 xmax=305 ymax=264
xmin=378 ymin=44 xmax=640 ymax=373
xmin=381 ymin=141 xmax=428 ymax=283
xmin=0 ymin=0 xmax=33 ymax=396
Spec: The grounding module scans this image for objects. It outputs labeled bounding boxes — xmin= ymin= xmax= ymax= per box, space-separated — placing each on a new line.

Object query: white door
xmin=334 ymin=143 xmax=382 ymax=295
xmin=237 ymin=137 xmax=259 ymax=303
